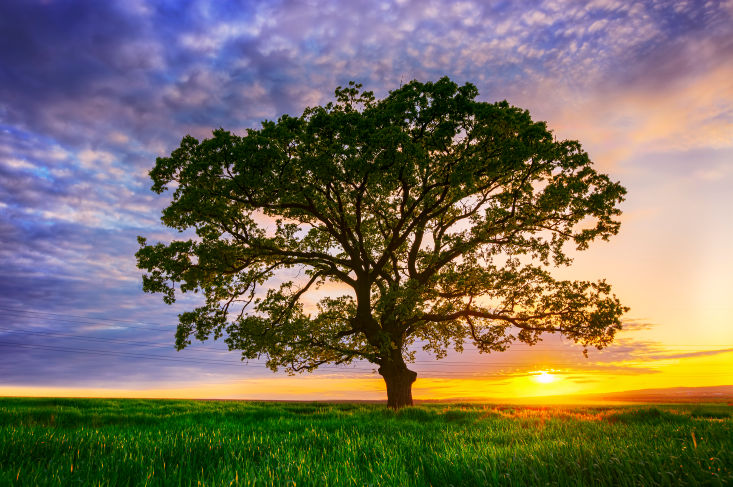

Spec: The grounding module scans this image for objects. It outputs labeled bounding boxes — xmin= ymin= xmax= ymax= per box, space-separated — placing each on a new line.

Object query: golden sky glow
xmin=3 ymin=348 xmax=730 ymax=401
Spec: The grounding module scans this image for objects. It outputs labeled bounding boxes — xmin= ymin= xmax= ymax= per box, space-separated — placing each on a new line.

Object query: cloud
xmin=619 ymin=321 xmax=657 ymax=332
xmin=0 ymin=0 xmax=732 ymax=393
xmin=646 ymin=348 xmax=733 ymax=360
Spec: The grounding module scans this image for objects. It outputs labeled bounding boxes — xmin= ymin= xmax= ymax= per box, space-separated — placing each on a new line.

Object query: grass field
xmin=0 ymin=398 xmax=730 ymax=486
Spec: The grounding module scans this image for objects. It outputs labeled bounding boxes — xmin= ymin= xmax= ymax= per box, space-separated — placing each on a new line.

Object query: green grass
xmin=0 ymin=398 xmax=731 ymax=486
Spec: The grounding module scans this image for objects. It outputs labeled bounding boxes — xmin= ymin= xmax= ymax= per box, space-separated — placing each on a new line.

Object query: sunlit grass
xmin=0 ymin=398 xmax=730 ymax=486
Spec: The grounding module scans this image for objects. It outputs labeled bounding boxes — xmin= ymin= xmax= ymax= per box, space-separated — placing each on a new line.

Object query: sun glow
xmin=533 ymin=371 xmax=557 ymax=384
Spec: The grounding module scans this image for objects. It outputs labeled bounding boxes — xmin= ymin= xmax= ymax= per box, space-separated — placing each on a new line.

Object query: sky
xmin=0 ymin=0 xmax=731 ymax=401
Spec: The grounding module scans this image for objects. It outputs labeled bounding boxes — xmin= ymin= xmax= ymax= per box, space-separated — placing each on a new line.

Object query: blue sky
xmin=1 ymin=0 xmax=732 ymax=399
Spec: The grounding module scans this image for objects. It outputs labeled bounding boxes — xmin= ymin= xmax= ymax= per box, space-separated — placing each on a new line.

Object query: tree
xmin=136 ymin=77 xmax=628 ymax=409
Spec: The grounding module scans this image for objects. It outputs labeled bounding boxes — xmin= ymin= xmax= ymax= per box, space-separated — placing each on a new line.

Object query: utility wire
xmin=0 ymin=341 xmax=380 ymax=374
xmin=1 ymin=340 xmax=731 ymax=380
xmin=0 ymin=306 xmax=172 ymax=327
xmin=2 ymin=305 xmax=732 ymax=376
xmin=1 ymin=341 xmax=731 ymax=381
xmin=0 ymin=341 xmax=255 ymax=367
xmin=4 ymin=324 xmax=730 ymax=366
xmin=0 ymin=325 xmax=236 ymax=354
xmin=0 ymin=309 xmax=174 ymax=333
xmin=1 ymin=306 xmax=729 ymax=349
xmin=0 ymin=323 xmax=617 ymax=359
xmin=1 ymin=323 xmax=729 ymax=360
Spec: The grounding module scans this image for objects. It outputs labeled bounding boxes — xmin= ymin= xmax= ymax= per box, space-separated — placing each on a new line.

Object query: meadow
xmin=0 ymin=398 xmax=730 ymax=486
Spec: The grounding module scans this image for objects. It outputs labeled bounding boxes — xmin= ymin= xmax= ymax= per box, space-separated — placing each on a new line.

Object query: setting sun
xmin=533 ymin=371 xmax=557 ymax=384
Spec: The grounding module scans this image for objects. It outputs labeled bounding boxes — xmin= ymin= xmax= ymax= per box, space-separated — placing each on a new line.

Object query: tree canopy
xmin=137 ymin=77 xmax=628 ymax=408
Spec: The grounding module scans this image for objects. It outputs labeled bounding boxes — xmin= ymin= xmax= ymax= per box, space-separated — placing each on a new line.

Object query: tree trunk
xmin=379 ymin=361 xmax=417 ymax=409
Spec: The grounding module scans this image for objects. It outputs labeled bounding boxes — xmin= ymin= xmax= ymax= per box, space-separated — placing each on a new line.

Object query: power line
xmin=0 ymin=326 xmax=180 ymax=349
xmin=0 ymin=322 xmax=612 ymax=361
xmin=0 ymin=325 xmax=235 ymax=356
xmin=0 ymin=341 xmax=252 ymax=367
xmin=0 ymin=341 xmax=375 ymax=374
xmin=0 ymin=309 xmax=174 ymax=333
xmin=1 ymin=330 xmax=730 ymax=373
xmin=1 ymin=341 xmax=731 ymax=380
xmin=0 ymin=306 xmax=172 ymax=328
xmin=2 ymin=307 xmax=731 ymax=350
xmin=0 ymin=340 xmax=577 ymax=369
xmin=2 ymin=306 xmax=731 ymax=373
xmin=0 ymin=322 xmax=653 ymax=366
xmin=2 ymin=307 xmax=730 ymax=349
xmin=5 ymin=322 xmax=730 ymax=366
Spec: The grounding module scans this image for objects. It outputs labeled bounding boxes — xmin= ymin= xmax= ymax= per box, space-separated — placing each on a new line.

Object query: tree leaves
xmin=137 ymin=77 xmax=628 ymax=373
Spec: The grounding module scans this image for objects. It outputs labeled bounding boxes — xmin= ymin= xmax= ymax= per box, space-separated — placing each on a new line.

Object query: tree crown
xmin=137 ymin=77 xmax=627 ymax=373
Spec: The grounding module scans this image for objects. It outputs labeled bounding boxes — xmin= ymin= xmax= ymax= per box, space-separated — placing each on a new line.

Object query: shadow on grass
xmin=605 ymin=406 xmax=689 ymax=424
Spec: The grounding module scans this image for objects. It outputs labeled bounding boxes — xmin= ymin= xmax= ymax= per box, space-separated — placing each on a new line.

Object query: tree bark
xmin=379 ymin=360 xmax=417 ymax=409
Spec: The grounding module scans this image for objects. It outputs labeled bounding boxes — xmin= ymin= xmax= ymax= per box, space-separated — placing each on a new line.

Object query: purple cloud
xmin=0 ymin=0 xmax=731 ymax=392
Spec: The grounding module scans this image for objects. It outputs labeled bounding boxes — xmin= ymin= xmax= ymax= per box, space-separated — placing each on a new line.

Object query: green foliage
xmin=1 ymin=398 xmax=731 ymax=486
xmin=137 ymin=77 xmax=628 ymax=380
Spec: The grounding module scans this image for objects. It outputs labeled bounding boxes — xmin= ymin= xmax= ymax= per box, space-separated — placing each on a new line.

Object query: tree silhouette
xmin=137 ymin=77 xmax=627 ymax=408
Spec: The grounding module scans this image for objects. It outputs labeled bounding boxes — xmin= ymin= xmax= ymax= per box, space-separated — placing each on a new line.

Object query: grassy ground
xmin=0 ymin=398 xmax=730 ymax=486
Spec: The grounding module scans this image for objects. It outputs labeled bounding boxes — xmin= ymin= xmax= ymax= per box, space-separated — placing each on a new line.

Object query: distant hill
xmin=585 ymin=385 xmax=733 ymax=403
xmin=414 ymin=385 xmax=733 ymax=404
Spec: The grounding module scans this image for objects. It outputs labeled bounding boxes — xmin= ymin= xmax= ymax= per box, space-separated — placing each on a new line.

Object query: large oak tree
xmin=137 ymin=77 xmax=627 ymax=408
